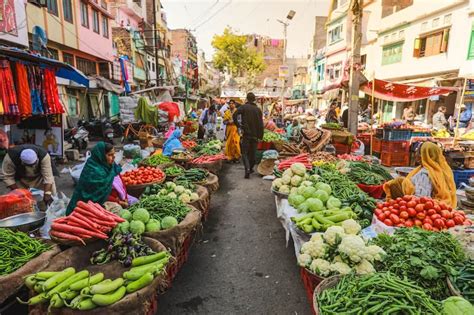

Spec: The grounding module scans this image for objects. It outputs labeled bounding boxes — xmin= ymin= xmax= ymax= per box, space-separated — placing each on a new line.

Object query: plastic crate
xmin=381 ymin=140 xmax=410 ymax=153
xmin=412 ymin=131 xmax=431 ymax=137
xmin=300 ymin=267 xmax=324 ymax=315
xmin=453 ymin=169 xmax=474 ymax=188
xmin=166 ymin=233 xmax=194 ymax=286
xmin=357 ymin=133 xmax=372 ymax=146
xmin=333 ymin=142 xmax=351 ymax=155
xmin=372 ymin=137 xmax=382 ymax=153
xmin=381 ymin=151 xmax=410 ymax=167
xmin=375 ymin=128 xmax=384 ymax=139
xmin=257 ymin=141 xmax=273 ymax=150
xmin=383 ymin=129 xmax=412 ymax=141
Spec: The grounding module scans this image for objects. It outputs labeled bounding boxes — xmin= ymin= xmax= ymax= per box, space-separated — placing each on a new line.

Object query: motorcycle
xmin=65 ymin=125 xmax=89 ymax=151
xmin=80 ymin=118 xmax=115 ymax=144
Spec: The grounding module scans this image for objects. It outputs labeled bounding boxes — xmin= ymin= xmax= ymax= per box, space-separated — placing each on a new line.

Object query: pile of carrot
xmin=50 ymin=201 xmax=125 ymax=245
xmin=277 ymin=153 xmax=312 ymax=171
xmin=191 ymin=153 xmax=227 ymax=164
xmin=182 ymin=140 xmax=197 ymax=149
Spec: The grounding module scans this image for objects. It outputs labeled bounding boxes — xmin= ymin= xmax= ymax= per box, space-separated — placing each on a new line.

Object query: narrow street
xmin=159 ymin=163 xmax=309 ymax=314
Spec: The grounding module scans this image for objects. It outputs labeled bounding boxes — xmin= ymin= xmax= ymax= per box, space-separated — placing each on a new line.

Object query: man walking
xmin=233 ymin=93 xmax=264 ymax=178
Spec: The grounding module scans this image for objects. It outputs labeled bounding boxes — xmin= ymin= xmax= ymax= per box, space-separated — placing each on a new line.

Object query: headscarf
xmin=383 ymin=142 xmax=456 ymax=207
xmin=66 ymin=142 xmax=121 ymax=215
xmin=162 ymin=129 xmax=183 ymax=156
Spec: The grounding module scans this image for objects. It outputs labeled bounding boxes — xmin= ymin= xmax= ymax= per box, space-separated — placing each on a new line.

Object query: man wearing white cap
xmin=2 ymin=144 xmax=57 ymax=205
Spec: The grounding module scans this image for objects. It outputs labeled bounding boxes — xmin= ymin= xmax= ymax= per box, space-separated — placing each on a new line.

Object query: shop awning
xmin=88 ymin=75 xmax=124 ymax=94
xmin=0 ymin=46 xmax=89 ymax=87
xmin=360 ymin=79 xmax=458 ymax=102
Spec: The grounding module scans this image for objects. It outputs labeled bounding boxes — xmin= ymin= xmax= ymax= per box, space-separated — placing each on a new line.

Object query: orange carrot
xmin=50 ymin=230 xmax=86 ymax=245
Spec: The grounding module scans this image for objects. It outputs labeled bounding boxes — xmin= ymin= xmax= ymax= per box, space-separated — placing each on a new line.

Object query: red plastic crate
xmin=333 ymin=142 xmax=350 ymax=155
xmin=381 ymin=140 xmax=410 ymax=153
xmin=381 ymin=151 xmax=410 ymax=167
xmin=357 ymin=133 xmax=372 ymax=147
xmin=300 ymin=267 xmax=325 ymax=315
xmin=257 ymin=141 xmax=273 ymax=150
xmin=166 ymin=233 xmax=194 ymax=286
xmin=372 ymin=137 xmax=382 ymax=153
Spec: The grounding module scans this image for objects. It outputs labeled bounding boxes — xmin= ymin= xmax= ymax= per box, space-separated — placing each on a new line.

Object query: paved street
xmin=158 ymin=163 xmax=309 ymax=315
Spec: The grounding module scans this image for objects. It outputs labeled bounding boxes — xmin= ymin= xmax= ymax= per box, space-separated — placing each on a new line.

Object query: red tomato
xmin=423 ymin=217 xmax=433 ymax=225
xmin=433 ymin=205 xmax=441 ymax=212
xmin=399 ymin=205 xmax=407 ymax=212
xmin=389 ymin=200 xmax=396 ymax=206
xmin=446 ymin=219 xmax=455 ymax=228
xmin=384 ymin=219 xmax=393 ymax=226
xmin=420 ymin=197 xmax=428 ymax=203
xmin=441 ymin=210 xmax=452 ymax=219
xmin=396 ymin=197 xmax=403 ymax=202
xmin=434 ymin=219 xmax=445 ymax=229
xmin=378 ymin=213 xmax=387 ymax=221
xmin=384 ymin=211 xmax=391 ymax=217
xmin=382 ymin=207 xmax=389 ymax=212
xmin=405 ymin=220 xmax=414 ymax=227
xmin=454 ymin=216 xmax=464 ymax=225
xmin=403 ymin=195 xmax=412 ymax=201
xmin=407 ymin=208 xmax=417 ymax=217
xmin=422 ymin=223 xmax=433 ymax=230
xmin=391 ymin=208 xmax=399 ymax=215
xmin=439 ymin=202 xmax=447 ymax=210
xmin=374 ymin=209 xmax=382 ymax=216
xmin=431 ymin=214 xmax=441 ymax=220
xmin=393 ymin=204 xmax=400 ymax=209
xmin=399 ymin=201 xmax=407 ymax=207
xmin=377 ymin=203 xmax=383 ymax=209
xmin=396 ymin=223 xmax=404 ymax=227
xmin=383 ymin=202 xmax=390 ymax=207
xmin=416 ymin=212 xmax=426 ymax=220
xmin=407 ymin=201 xmax=416 ymax=208
xmin=414 ymin=219 xmax=423 ymax=227
xmin=390 ymin=214 xmax=400 ymax=224
xmin=464 ymin=220 xmax=472 ymax=226
xmin=427 ymin=209 xmax=436 ymax=216
xmin=432 ymin=227 xmax=440 ymax=232
xmin=399 ymin=211 xmax=409 ymax=219
xmin=415 ymin=204 xmax=425 ymax=213
xmin=424 ymin=201 xmax=434 ymax=210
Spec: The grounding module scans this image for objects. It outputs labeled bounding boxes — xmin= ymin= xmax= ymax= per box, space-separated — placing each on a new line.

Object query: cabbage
xmin=289 ymin=194 xmax=306 ymax=207
xmin=279 ymin=185 xmax=290 ymax=194
xmin=281 ymin=175 xmax=291 ymax=185
xmin=314 ymin=190 xmax=329 ymax=203
xmin=145 ymin=219 xmax=161 ymax=232
xmin=132 ymin=208 xmax=150 ymax=223
xmin=297 ymin=201 xmax=310 ymax=213
xmin=306 ymin=198 xmax=324 ymax=212
xmin=130 ymin=220 xmax=145 ymax=234
xmin=117 ymin=221 xmax=130 ymax=233
xmin=309 ymin=174 xmax=320 ymax=182
xmin=290 ymin=187 xmax=298 ymax=195
xmin=290 ymin=162 xmax=307 ymax=176
xmin=327 ymin=196 xmax=342 ymax=209
xmin=301 ymin=180 xmax=312 ymax=187
xmin=165 ymin=182 xmax=176 ymax=189
xmin=119 ymin=209 xmax=132 ymax=221
xmin=161 ymin=216 xmax=178 ymax=229
xmin=297 ymin=186 xmax=307 ymax=195
xmin=282 ymin=168 xmax=294 ymax=178
xmin=291 ymin=175 xmax=302 ymax=187
xmin=316 ymin=182 xmax=332 ymax=195
xmin=302 ymin=186 xmax=317 ymax=199
xmin=272 ymin=178 xmax=283 ymax=189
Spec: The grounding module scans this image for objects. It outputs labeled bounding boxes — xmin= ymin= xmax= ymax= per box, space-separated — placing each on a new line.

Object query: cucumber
xmin=25 ymin=275 xmax=37 ymax=289
xmin=126 ymin=272 xmax=154 ymax=293
xmin=92 ymin=286 xmax=126 ymax=306
xmin=42 ymin=267 xmax=75 ymax=291
xmin=129 ymin=257 xmax=169 ymax=274
xmin=123 ymin=263 xmax=164 ymax=281
xmin=131 ymin=252 xmax=167 ymax=267
xmin=90 ymin=278 xmax=124 ymax=295
xmin=47 ymin=270 xmax=89 ymax=297
xmin=69 ymin=273 xmax=104 ymax=291
xmin=77 ymin=298 xmax=97 ymax=310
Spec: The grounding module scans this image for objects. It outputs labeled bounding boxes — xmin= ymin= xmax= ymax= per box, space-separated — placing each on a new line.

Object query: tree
xmin=212 ymin=27 xmax=265 ymax=86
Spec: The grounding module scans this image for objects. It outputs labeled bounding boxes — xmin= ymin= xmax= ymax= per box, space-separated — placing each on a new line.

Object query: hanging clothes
xmin=13 ymin=62 xmax=32 ymax=117
xmin=42 ymin=69 xmax=64 ymax=114
xmin=0 ymin=59 xmax=19 ymax=115
xmin=28 ymin=65 xmax=44 ymax=114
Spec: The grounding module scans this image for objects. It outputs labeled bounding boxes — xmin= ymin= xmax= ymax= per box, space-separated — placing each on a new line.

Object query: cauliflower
xmin=333 ymin=255 xmax=344 ymax=263
xmin=364 ymin=245 xmax=386 ymax=262
xmin=174 ymin=185 xmax=185 ymax=194
xmin=323 ymin=226 xmax=345 ymax=245
xmin=282 ymin=168 xmax=294 ymax=178
xmin=281 ymin=175 xmax=291 ymax=185
xmin=290 ymin=187 xmax=298 ymax=195
xmin=167 ymin=192 xmax=177 ymax=199
xmin=300 ymin=239 xmax=328 ymax=258
xmin=354 ymin=260 xmax=376 ymax=275
xmin=342 ymin=219 xmax=361 ymax=235
xmin=185 ymin=189 xmax=192 ymax=195
xmin=310 ymin=258 xmax=331 ymax=276
xmin=272 ymin=178 xmax=283 ymax=189
xmin=338 ymin=235 xmax=367 ymax=263
xmin=279 ymin=185 xmax=290 ymax=194
xmin=291 ymin=175 xmax=302 ymax=187
xmin=190 ymin=192 xmax=199 ymax=202
xmin=297 ymin=253 xmax=312 ymax=267
xmin=165 ymin=182 xmax=176 ymax=189
xmin=301 ymin=180 xmax=313 ymax=187
xmin=159 ymin=188 xmax=169 ymax=196
xmin=330 ymin=262 xmax=352 ymax=275
xmin=290 ymin=162 xmax=307 ymax=176
xmin=179 ymin=193 xmax=191 ymax=203
xmin=310 ymin=233 xmax=324 ymax=242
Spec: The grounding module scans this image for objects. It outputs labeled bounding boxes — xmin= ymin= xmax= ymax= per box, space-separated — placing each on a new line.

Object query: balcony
xmin=120 ymin=0 xmax=144 ymax=20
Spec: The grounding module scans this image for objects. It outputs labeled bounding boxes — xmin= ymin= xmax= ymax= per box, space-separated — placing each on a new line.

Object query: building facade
xmin=170 ymin=29 xmax=199 ymax=95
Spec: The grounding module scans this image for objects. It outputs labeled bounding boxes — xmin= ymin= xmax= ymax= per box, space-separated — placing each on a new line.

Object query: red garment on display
xmin=158 ymin=102 xmax=180 ymax=122
xmin=14 ymin=62 xmax=32 ymax=117
xmin=0 ymin=59 xmax=19 ymax=115
xmin=43 ymin=69 xmax=64 ymax=114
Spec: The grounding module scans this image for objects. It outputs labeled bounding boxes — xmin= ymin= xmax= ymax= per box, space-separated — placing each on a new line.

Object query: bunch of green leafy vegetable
xmin=449 ymin=260 xmax=474 ymax=303
xmin=372 ymin=228 xmax=466 ymax=300
xmin=347 ymin=161 xmax=393 ymax=185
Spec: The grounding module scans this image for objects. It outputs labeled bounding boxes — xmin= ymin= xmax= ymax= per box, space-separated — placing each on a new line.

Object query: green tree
xmin=212 ymin=27 xmax=265 ymax=81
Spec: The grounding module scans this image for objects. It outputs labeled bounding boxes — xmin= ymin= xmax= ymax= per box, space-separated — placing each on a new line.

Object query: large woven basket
xmin=126 ymin=176 xmax=166 ymax=198
xmin=313 ymin=275 xmax=341 ymax=315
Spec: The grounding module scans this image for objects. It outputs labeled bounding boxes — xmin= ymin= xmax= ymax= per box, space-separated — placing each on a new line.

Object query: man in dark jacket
xmin=233 ymin=92 xmax=264 ymax=178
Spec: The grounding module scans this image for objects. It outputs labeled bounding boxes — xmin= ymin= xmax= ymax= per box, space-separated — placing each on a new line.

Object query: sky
xmin=161 ymin=0 xmax=331 ymax=61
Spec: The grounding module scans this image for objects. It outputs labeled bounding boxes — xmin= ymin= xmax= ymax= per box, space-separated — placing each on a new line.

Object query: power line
xmin=193 ymin=0 xmax=232 ymax=31
xmin=189 ymin=0 xmax=220 ymax=28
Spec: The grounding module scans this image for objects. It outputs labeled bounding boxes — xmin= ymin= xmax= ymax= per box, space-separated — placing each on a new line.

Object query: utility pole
xmin=277 ymin=10 xmax=295 ymax=122
xmin=348 ymin=0 xmax=363 ymax=134
xmin=152 ymin=0 xmax=159 ymax=86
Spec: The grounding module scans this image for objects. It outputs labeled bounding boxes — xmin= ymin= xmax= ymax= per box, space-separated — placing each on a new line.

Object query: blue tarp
xmin=0 ymin=46 xmax=89 ymax=87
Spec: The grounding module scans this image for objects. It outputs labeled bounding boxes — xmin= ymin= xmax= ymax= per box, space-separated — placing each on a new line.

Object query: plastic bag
xmin=352 ymin=140 xmax=365 ymax=156
xmin=262 ymin=150 xmax=279 ymax=160
xmin=114 ymin=150 xmax=123 ymax=164
xmin=39 ymin=192 xmax=70 ymax=239
xmin=70 ymin=151 xmax=91 ymax=184
xmin=123 ymin=144 xmax=141 ymax=159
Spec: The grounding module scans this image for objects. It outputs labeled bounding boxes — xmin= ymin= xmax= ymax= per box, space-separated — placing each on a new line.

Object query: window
xmin=63 ymin=52 xmax=74 ymax=65
xmin=63 ymin=0 xmax=73 ymax=23
xmin=468 ymin=23 xmax=474 ymax=60
xmin=432 ymin=18 xmax=440 ymax=28
xmin=92 ymin=10 xmax=100 ymax=33
xmin=444 ymin=14 xmax=452 ymax=25
xmin=47 ymin=0 xmax=58 ymax=15
xmin=102 ymin=15 xmax=108 ymax=38
xmin=382 ymin=42 xmax=403 ymax=65
xmin=328 ymin=24 xmax=343 ymax=44
xmin=414 ymin=29 xmax=449 ymax=58
xmin=76 ymin=57 xmax=97 ymax=75
xmin=327 ymin=62 xmax=342 ymax=81
xmin=421 ymin=22 xmax=428 ymax=32
xmin=66 ymin=88 xmax=78 ymax=117
xmin=152 ymin=62 xmax=155 ymax=72
xmin=382 ymin=0 xmax=413 ymax=18
xmin=80 ymin=2 xmax=89 ymax=28
xmin=47 ymin=48 xmax=59 ymax=60
xmin=98 ymin=62 xmax=110 ymax=79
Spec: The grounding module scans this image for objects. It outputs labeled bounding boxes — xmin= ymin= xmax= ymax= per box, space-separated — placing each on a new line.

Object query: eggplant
xmin=123 ymin=257 xmax=132 ymax=268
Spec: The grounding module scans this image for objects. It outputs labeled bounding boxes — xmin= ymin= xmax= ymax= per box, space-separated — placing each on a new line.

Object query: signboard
xmin=279 ymin=65 xmax=289 ymax=78
xmin=0 ymin=0 xmax=28 ymax=46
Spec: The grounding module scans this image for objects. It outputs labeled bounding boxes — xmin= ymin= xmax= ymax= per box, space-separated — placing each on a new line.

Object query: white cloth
xmin=410 ymin=168 xmax=432 ymax=197
xmin=219 ymin=104 xmax=229 ymax=117
xmin=20 ymin=149 xmax=38 ymax=165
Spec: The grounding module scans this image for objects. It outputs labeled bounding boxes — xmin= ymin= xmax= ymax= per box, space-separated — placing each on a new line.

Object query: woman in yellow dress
xmin=223 ymin=101 xmax=241 ymax=162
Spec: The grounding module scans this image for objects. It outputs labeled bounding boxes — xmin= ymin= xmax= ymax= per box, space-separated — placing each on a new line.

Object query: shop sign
xmin=0 ymin=0 xmax=28 ymax=46
xmin=279 ymin=65 xmax=289 ymax=78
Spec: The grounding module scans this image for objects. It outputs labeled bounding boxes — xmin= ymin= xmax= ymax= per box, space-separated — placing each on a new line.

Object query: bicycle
xmin=121 ymin=123 xmax=159 ymax=143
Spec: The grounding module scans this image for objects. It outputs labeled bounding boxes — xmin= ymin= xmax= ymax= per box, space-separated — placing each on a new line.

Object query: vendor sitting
xmin=383 ymin=142 xmax=456 ymax=207
xmin=162 ymin=129 xmax=183 ymax=157
xmin=286 ymin=119 xmax=302 ymax=141
xmin=66 ymin=142 xmax=134 ymax=215
xmin=2 ymin=144 xmax=58 ymax=205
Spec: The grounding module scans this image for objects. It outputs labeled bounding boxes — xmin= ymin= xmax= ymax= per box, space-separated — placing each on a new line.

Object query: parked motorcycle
xmin=79 ymin=118 xmax=115 ymax=144
xmin=64 ymin=125 xmax=89 ymax=151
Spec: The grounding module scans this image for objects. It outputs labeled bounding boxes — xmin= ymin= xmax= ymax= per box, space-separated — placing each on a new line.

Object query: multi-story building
xmin=0 ymin=0 xmax=29 ymax=47
xmin=170 ymin=29 xmax=199 ymax=94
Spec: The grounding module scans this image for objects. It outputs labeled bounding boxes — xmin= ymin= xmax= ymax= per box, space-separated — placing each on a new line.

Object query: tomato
xmin=415 ymin=204 xmax=425 ymax=213
xmin=430 ymin=214 xmax=441 ymax=220
xmin=396 ymin=223 xmax=405 ymax=227
xmin=432 ymin=227 xmax=440 ymax=232
xmin=390 ymin=214 xmax=400 ymax=224
xmin=416 ymin=212 xmax=426 ymax=220
xmin=405 ymin=219 xmax=414 ymax=227
xmin=399 ymin=211 xmax=409 ymax=219
xmin=390 ymin=208 xmax=399 ymax=215
xmin=414 ymin=219 xmax=423 ymax=227
xmin=446 ymin=219 xmax=455 ymax=228
xmin=427 ymin=209 xmax=436 ymax=216
xmin=434 ymin=219 xmax=445 ymax=229
xmin=440 ymin=210 xmax=452 ymax=219
xmin=439 ymin=202 xmax=447 ymax=210
xmin=378 ymin=213 xmax=387 ymax=221
xmin=464 ymin=220 xmax=473 ymax=226
xmin=423 ymin=217 xmax=433 ymax=225
xmin=433 ymin=205 xmax=441 ymax=212
xmin=407 ymin=208 xmax=416 ymax=217
xmin=396 ymin=197 xmax=402 ymax=202
xmin=403 ymin=195 xmax=412 ymax=201
xmin=407 ymin=201 xmax=416 ymax=208
xmin=453 ymin=216 xmax=464 ymax=225
xmin=424 ymin=201 xmax=434 ymax=210
xmin=384 ymin=219 xmax=393 ymax=226
xmin=420 ymin=197 xmax=428 ymax=203
xmin=389 ymin=200 xmax=396 ymax=206
xmin=399 ymin=205 xmax=407 ymax=212
xmin=399 ymin=201 xmax=407 ymax=207
xmin=376 ymin=203 xmax=383 ymax=209
xmin=422 ymin=223 xmax=433 ymax=230
xmin=393 ymin=204 xmax=400 ymax=209
xmin=383 ymin=202 xmax=389 ymax=207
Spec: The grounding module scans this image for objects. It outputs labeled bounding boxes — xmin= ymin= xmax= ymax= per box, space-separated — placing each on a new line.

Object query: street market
xmin=1 ymin=0 xmax=474 ymax=314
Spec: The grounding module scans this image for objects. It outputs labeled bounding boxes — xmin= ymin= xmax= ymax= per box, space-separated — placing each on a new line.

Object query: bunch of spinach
xmin=372 ymin=228 xmax=466 ymax=300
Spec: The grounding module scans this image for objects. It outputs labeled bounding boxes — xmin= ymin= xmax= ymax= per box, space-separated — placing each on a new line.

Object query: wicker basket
xmin=152 ymin=137 xmax=165 ymax=148
xmin=162 ymin=164 xmax=186 ymax=178
xmin=156 ymin=162 xmax=176 ymax=170
xmin=313 ymin=275 xmax=341 ymax=315
xmin=126 ymin=176 xmax=166 ymax=198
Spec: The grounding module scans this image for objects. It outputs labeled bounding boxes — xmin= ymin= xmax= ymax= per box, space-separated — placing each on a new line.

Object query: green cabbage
xmin=130 ymin=220 xmax=145 ymax=234
xmin=306 ymin=198 xmax=324 ymax=212
xmin=289 ymin=194 xmax=306 ymax=207
xmin=297 ymin=201 xmax=310 ymax=213
xmin=302 ymin=186 xmax=317 ymax=199
xmin=290 ymin=162 xmax=307 ymax=176
xmin=132 ymin=208 xmax=150 ymax=223
xmin=301 ymin=180 xmax=313 ymax=187
xmin=326 ymin=196 xmax=342 ymax=209
xmin=161 ymin=216 xmax=178 ymax=229
xmin=119 ymin=209 xmax=132 ymax=221
xmin=316 ymin=182 xmax=332 ymax=195
xmin=290 ymin=187 xmax=298 ymax=195
xmin=442 ymin=296 xmax=474 ymax=315
xmin=314 ymin=189 xmax=329 ymax=203
xmin=145 ymin=219 xmax=161 ymax=232
xmin=116 ymin=221 xmax=130 ymax=234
